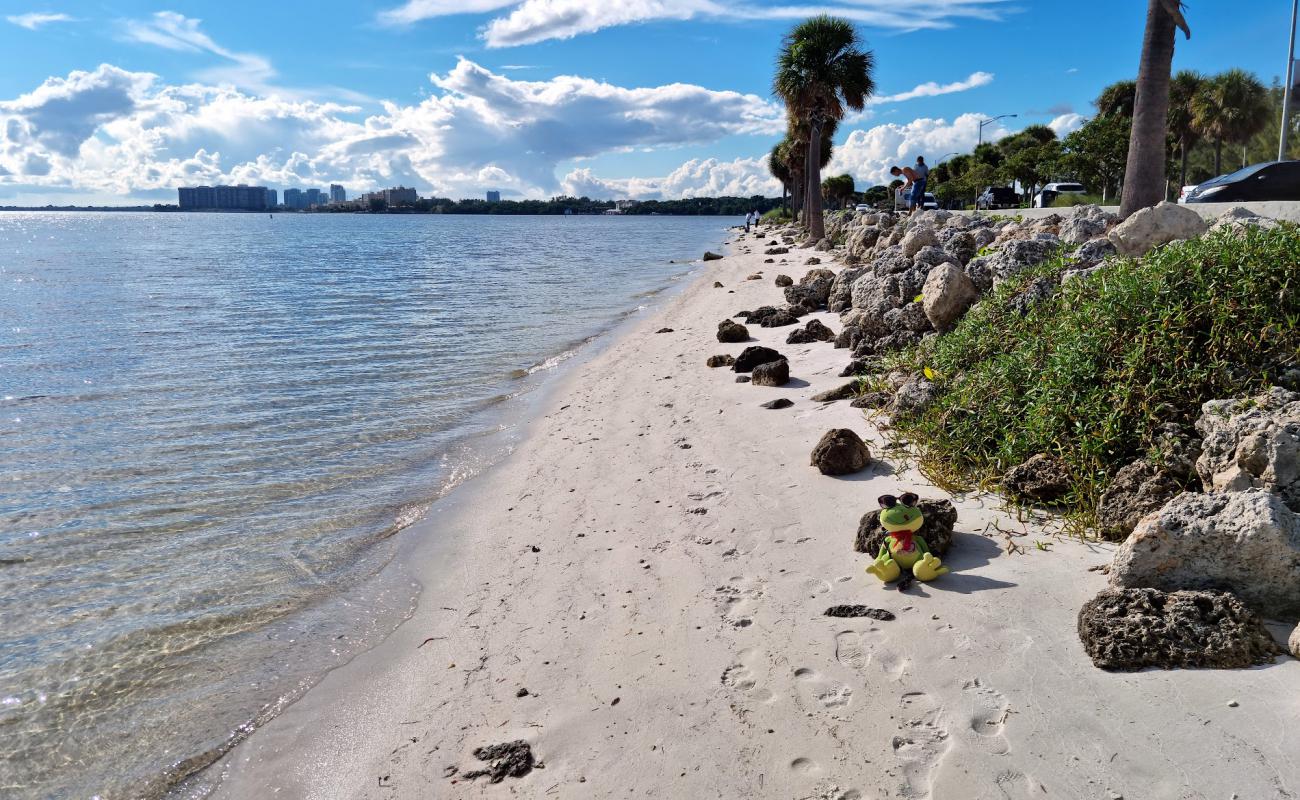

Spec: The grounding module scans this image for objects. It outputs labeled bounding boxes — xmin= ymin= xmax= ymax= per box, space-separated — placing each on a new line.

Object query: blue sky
xmin=0 ymin=1 xmax=1290 ymax=204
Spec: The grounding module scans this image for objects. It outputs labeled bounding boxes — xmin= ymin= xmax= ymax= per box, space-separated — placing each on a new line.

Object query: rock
xmin=1110 ymin=489 xmax=1300 ymax=618
xmin=913 ymin=245 xmax=956 ymax=268
xmin=655 ymin=327 xmax=673 ymax=333
xmin=784 ymin=271 xmax=835 ymax=309
xmin=712 ymin=281 xmax=724 ymax=288
xmin=943 ymin=230 xmax=978 ymax=266
xmin=716 ymin=319 xmax=749 ymax=343
xmin=1211 ymin=206 xmax=1280 ymax=235
xmin=1077 ymin=588 xmax=1280 ymax=671
xmin=893 ymin=377 xmax=937 ymax=413
xmin=1060 ymin=215 xmax=1107 ymax=245
xmin=811 ymin=381 xmax=859 ymax=402
xmin=1003 ymin=453 xmax=1072 ymax=503
xmin=851 ymin=391 xmax=893 ymax=409
xmin=775 ymin=274 xmax=794 ymax=287
xmin=856 ymin=498 xmax=957 ymax=556
xmin=463 ymin=740 xmax=536 ymax=783
xmin=1007 ymin=276 xmax=1058 ymax=317
xmin=1096 ymin=459 xmax=1186 ymax=540
xmin=764 ymin=258 xmax=775 ymax=264
xmin=786 ymin=319 xmax=836 ymax=345
xmin=815 ymin=237 xmax=833 ymax=251
xmin=703 ymin=251 xmax=724 ymax=261
xmin=810 ymin=428 xmax=871 ymax=475
xmin=751 ymin=359 xmax=790 ymax=387
xmin=759 ymin=309 xmax=799 ymax=328
xmin=761 ymin=398 xmax=794 ymax=410
xmin=805 ymin=257 xmax=822 ymax=266
xmin=921 ymin=263 xmax=978 ymax=331
xmin=828 ymin=266 xmax=870 ymax=312
xmin=764 ymin=247 xmax=789 ymax=255
xmin=839 ymin=357 xmax=871 ymax=377
xmin=824 ymin=605 xmax=895 ymax=620
xmin=1107 ymin=201 xmax=1210 ymax=256
xmin=901 ymin=226 xmax=940 ymax=258
xmin=1290 ymin=623 xmax=1300 ymax=659
xmin=735 ymin=375 xmax=751 ymax=383
xmin=706 ymin=354 xmax=735 ymax=368
xmin=1195 ymin=387 xmax=1300 ymax=512
xmin=1070 ymin=237 xmax=1117 ymax=268
xmin=882 ymin=302 xmax=932 ymax=334
xmin=747 ymin=273 xmax=763 ymax=280
xmin=733 ymin=346 xmax=783 ymax=372
xmin=965 ymin=238 xmax=1059 ymax=293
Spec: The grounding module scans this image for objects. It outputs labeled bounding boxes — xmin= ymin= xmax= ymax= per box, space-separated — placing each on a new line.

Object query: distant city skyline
xmin=0 ymin=2 xmax=1291 ymax=205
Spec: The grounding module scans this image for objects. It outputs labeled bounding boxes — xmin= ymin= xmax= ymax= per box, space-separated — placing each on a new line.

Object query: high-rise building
xmin=330 ymin=184 xmax=346 ymax=203
xmin=486 ymin=190 xmax=501 ymax=203
xmin=382 ymin=186 xmax=418 ymax=205
xmin=266 ymin=189 xmax=278 ymax=208
xmin=305 ymin=188 xmax=324 ymax=207
xmin=178 ymin=185 xmax=270 ymax=211
xmin=283 ymin=188 xmax=304 ymax=209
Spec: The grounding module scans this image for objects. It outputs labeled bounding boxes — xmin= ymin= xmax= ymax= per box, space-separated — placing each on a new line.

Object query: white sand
xmin=207 ymin=230 xmax=1300 ymax=800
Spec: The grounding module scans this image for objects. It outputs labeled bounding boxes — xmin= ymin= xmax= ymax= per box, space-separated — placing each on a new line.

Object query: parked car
xmin=1033 ymin=182 xmax=1087 ymax=208
xmin=976 ymin=186 xmax=1019 ymax=210
xmin=854 ymin=203 xmax=873 ymax=212
xmin=922 ymin=193 xmax=939 ymax=210
xmin=1184 ymin=161 xmax=1300 ymax=203
xmin=1177 ymin=185 xmax=1198 ymax=204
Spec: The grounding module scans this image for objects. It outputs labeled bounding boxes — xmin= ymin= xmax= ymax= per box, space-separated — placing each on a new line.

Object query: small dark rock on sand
xmin=516 ymin=687 xmax=530 ymax=697
xmin=751 ymin=359 xmax=790 ymax=387
xmin=655 ymin=327 xmax=673 ymax=334
xmin=1078 ymin=588 xmax=1281 ymax=671
xmin=735 ymin=375 xmax=751 ymax=383
xmin=765 ymin=247 xmax=789 ymax=255
xmin=856 ymin=498 xmax=957 ymax=556
xmin=716 ymin=319 xmax=749 ymax=343
xmin=462 ymin=740 xmax=535 ymax=783
xmin=786 ymin=319 xmax=836 ymax=345
xmin=761 ymin=398 xmax=794 ymax=410
xmin=759 ymin=309 xmax=799 ymax=328
xmin=1003 ymin=453 xmax=1073 ymax=504
xmin=851 ymin=391 xmax=893 ymax=410
xmin=810 ymin=428 xmax=871 ymax=476
xmin=733 ymin=346 xmax=783 ymax=372
xmin=811 ymin=381 xmax=860 ymax=403
xmin=703 ymin=251 xmax=724 ymax=261
xmin=824 ymin=605 xmax=895 ymax=620
xmin=775 ymin=274 xmax=794 ymax=287
xmin=806 ymin=257 xmax=821 ymax=265
xmin=764 ymin=258 xmax=775 ymax=264
xmin=713 ymin=281 xmax=724 ymax=288
xmin=706 ymin=354 xmax=735 ymax=368
xmin=747 ymin=273 xmax=763 ymax=280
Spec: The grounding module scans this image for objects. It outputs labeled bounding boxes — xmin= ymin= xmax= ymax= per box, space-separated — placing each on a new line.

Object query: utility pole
xmin=1282 ymin=0 xmax=1298 ymax=161
xmin=978 ymin=114 xmax=1017 ymax=147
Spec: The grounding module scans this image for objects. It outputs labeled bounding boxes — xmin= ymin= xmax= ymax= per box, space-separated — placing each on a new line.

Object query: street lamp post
xmin=978 ymin=114 xmax=1017 ymax=146
xmin=1281 ymin=0 xmax=1298 ymax=161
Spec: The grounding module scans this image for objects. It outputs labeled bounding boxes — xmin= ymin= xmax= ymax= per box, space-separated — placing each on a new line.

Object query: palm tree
xmin=783 ymin=116 xmax=837 ymax=224
xmin=768 ymin=141 xmax=792 ymax=216
xmin=1096 ymin=80 xmax=1138 ymax=118
xmin=1119 ymin=0 xmax=1190 ymax=218
xmin=1192 ymin=69 xmax=1271 ymax=175
xmin=774 ymin=16 xmax=874 ymax=241
xmin=1167 ymin=70 xmax=1204 ymax=189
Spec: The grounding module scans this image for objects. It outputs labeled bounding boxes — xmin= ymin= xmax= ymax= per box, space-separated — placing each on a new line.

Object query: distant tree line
xmin=314 ymin=195 xmax=784 ymax=216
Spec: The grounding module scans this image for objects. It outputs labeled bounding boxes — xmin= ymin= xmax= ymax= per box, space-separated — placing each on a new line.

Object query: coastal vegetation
xmin=881 ymin=223 xmax=1300 ymax=521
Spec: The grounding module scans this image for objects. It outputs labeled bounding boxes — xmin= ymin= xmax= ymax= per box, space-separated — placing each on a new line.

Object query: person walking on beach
xmin=744 ymin=210 xmax=752 ymax=233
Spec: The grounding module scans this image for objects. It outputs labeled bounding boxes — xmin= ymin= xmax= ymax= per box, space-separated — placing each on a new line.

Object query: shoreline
xmin=200 ymin=228 xmax=1300 ymax=799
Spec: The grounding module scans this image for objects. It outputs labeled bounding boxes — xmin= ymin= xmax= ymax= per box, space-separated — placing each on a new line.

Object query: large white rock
xmin=900 ymin=226 xmax=939 ymax=258
xmin=1107 ymin=201 xmax=1209 ymax=256
xmin=1109 ymin=489 xmax=1300 ymax=618
xmin=1196 ymin=387 xmax=1300 ymax=511
xmin=922 ymin=262 xmax=978 ymax=331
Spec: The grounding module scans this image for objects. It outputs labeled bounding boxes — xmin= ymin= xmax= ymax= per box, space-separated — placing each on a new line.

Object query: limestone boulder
xmin=1195 ymin=387 xmax=1300 ymax=512
xmin=1107 ymin=201 xmax=1209 ymax=256
xmin=775 ymin=274 xmax=794 ymax=287
xmin=922 ymin=262 xmax=978 ymax=331
xmin=716 ymin=319 xmax=749 ymax=343
xmin=1003 ymin=453 xmax=1072 ymax=503
xmin=900 ymin=225 xmax=940 ymax=258
xmin=1078 ymin=588 xmax=1280 ymax=671
xmin=893 ymin=377 xmax=937 ymax=413
xmin=855 ymin=498 xmax=957 ymax=556
xmin=810 ymin=428 xmax=872 ymax=475
xmin=786 ymin=318 xmax=835 ymax=345
xmin=1109 ymin=489 xmax=1300 ymax=618
xmin=705 ymin=354 xmax=735 ymax=368
xmin=827 ymin=266 xmax=869 ymax=313
xmin=751 ymin=358 xmax=790 ymax=387
xmin=732 ymin=346 xmax=782 ymax=373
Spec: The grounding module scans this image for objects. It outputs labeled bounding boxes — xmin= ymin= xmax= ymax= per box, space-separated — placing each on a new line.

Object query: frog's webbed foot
xmin=866 ymin=553 xmax=901 ymax=583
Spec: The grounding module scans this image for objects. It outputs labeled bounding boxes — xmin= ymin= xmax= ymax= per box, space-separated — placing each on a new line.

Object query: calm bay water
xmin=0 ymin=211 xmax=734 ymax=798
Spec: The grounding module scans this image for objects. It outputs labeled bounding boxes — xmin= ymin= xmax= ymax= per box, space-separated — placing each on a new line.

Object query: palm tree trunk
xmin=1120 ymin=0 xmax=1178 ymax=217
xmin=805 ymin=117 xmax=826 ymax=241
xmin=1213 ymin=139 xmax=1222 ymax=175
xmin=1179 ymin=140 xmax=1189 ymax=188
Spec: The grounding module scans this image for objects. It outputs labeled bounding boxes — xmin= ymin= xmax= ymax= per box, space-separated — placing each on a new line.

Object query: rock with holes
xmin=775 ymin=274 xmax=794 ymax=287
xmin=921 ymin=262 xmax=978 ymax=331
xmin=1195 ymin=387 xmax=1300 ymax=512
xmin=1078 ymin=587 xmax=1280 ymax=671
xmin=1003 ymin=453 xmax=1072 ymax=503
xmin=811 ymin=381 xmax=859 ymax=403
xmin=705 ymin=354 xmax=735 ymax=368
xmin=786 ymin=318 xmax=836 ymax=345
xmin=1109 ymin=489 xmax=1300 ymax=618
xmin=751 ymin=358 xmax=790 ymax=387
xmin=810 ymin=428 xmax=871 ymax=475
xmin=716 ymin=319 xmax=749 ymax=343
xmin=1107 ymin=201 xmax=1209 ymax=256
xmin=733 ymin=345 xmax=783 ymax=373
xmin=856 ymin=498 xmax=957 ymax=556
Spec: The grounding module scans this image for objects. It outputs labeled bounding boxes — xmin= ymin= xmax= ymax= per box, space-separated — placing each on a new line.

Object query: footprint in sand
xmin=792 ymin=666 xmax=854 ymax=716
xmin=929 ymin=679 xmax=1042 ymax=799
xmin=890 ymin=691 xmax=950 ymax=798
xmin=714 ymin=576 xmax=766 ymax=628
xmin=789 ymin=757 xmax=820 ymax=775
xmin=961 ymin=678 xmax=1012 ymax=755
xmin=721 ymin=648 xmax=762 ymax=693
xmin=833 ymin=631 xmax=869 ymax=670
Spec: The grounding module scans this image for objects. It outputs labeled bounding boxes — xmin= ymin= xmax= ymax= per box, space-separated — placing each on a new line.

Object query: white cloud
xmin=827 ymin=112 xmax=1013 ymax=187
xmin=868 ymin=72 xmax=994 ymax=105
xmin=1048 ymin=112 xmax=1086 ymax=137
xmin=6 ymin=12 xmax=76 ymax=30
xmin=0 ymin=59 xmax=783 ymax=201
xmin=123 ymin=11 xmax=276 ymax=90
xmin=380 ymin=0 xmax=1010 ymax=47
xmin=562 ymin=156 xmax=780 ymax=199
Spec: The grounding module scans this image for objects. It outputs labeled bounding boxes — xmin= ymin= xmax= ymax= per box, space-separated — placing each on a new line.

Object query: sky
xmin=0 ymin=0 xmax=1291 ymax=205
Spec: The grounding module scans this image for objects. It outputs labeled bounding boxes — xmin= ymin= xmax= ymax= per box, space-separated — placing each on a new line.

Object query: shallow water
xmin=0 ymin=211 xmax=734 ymax=798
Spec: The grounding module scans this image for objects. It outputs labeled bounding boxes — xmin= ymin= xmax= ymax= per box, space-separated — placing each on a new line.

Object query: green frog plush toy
xmin=865 ymin=492 xmax=950 ymax=584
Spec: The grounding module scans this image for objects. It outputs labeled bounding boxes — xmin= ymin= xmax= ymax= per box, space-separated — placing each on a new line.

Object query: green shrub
xmin=1049 ymin=193 xmax=1109 ymax=208
xmin=762 ymin=208 xmax=793 ymax=223
xmin=884 ymin=225 xmax=1300 ymax=517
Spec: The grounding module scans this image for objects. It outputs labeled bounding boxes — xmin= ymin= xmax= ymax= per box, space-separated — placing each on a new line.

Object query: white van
xmin=1033 ymin=182 xmax=1086 ymax=208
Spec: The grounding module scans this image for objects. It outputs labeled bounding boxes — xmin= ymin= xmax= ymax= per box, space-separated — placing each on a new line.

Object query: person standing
xmin=744 ymin=210 xmax=752 ymax=232
xmin=911 ymin=156 xmax=929 ymax=212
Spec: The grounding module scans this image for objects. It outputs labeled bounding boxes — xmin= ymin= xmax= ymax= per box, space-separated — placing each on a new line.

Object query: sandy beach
xmin=205 ymin=228 xmax=1300 ymax=800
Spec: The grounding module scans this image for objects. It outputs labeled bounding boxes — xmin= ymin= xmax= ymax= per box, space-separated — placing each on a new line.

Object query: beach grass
xmin=880 ymin=224 xmax=1300 ymax=524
